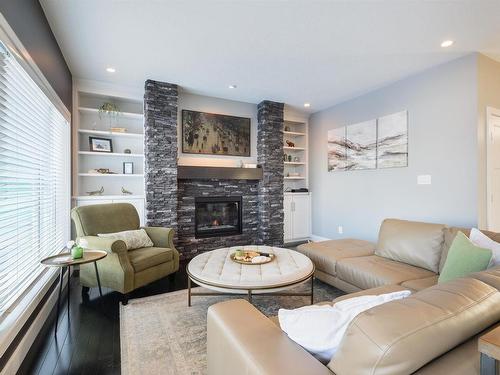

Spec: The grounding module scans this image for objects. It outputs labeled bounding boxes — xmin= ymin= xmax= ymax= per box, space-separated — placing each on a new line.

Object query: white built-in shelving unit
xmin=72 ymin=80 xmax=146 ymax=224
xmin=282 ymin=117 xmax=308 ymax=189
xmin=283 ymin=108 xmax=311 ymax=242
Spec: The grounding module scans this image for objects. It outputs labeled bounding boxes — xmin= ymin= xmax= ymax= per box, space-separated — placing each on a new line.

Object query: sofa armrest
xmin=207 ymin=299 xmax=333 ymax=375
xmin=79 ymin=235 xmax=127 ymax=254
xmin=141 ymin=227 xmax=175 ymax=249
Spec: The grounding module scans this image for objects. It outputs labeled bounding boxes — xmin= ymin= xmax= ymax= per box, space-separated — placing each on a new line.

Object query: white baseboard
xmin=310 ymin=234 xmax=331 ymax=242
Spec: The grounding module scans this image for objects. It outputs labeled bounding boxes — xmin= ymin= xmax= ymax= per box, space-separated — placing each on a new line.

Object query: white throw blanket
xmin=278 ymin=290 xmax=411 ymax=363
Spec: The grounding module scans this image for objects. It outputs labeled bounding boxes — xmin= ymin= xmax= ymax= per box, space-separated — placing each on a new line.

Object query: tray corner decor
xmin=230 ymin=250 xmax=275 ymax=265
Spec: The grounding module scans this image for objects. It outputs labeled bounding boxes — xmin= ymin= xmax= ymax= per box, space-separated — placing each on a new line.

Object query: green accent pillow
xmin=438 ymin=232 xmax=492 ymax=284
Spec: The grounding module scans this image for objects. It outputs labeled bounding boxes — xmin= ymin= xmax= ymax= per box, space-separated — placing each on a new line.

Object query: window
xmin=0 ymin=43 xmax=71 ymax=317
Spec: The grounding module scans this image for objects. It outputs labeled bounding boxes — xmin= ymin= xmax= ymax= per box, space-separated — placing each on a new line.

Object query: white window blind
xmin=0 ymin=43 xmax=70 ymax=316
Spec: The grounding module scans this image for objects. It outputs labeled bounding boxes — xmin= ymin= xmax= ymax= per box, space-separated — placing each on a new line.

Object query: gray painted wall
xmin=0 ymin=0 xmax=72 ymax=111
xmin=309 ymin=54 xmax=478 ymax=242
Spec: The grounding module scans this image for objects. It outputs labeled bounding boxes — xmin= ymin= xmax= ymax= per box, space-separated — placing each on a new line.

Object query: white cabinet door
xmin=291 ymin=195 xmax=311 ymax=239
xmin=284 ymin=194 xmax=293 ymax=241
xmin=113 ymin=198 xmax=145 ymax=226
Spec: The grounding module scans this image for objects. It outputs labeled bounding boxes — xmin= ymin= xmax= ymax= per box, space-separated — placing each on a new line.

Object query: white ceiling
xmin=40 ymin=0 xmax=500 ymax=112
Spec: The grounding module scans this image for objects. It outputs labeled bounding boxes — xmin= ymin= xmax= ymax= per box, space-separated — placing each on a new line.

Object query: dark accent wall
xmin=257 ymin=101 xmax=284 ymax=246
xmin=0 ymin=0 xmax=72 ymax=111
xmin=144 ymin=80 xmax=179 ymax=231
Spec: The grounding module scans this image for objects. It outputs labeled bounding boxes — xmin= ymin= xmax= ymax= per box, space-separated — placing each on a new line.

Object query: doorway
xmin=487 ymin=107 xmax=500 ymax=231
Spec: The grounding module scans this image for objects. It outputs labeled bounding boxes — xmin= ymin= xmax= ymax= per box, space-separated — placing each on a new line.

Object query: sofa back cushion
xmin=328 ymin=278 xmax=500 ymax=375
xmin=375 ymin=219 xmax=445 ymax=273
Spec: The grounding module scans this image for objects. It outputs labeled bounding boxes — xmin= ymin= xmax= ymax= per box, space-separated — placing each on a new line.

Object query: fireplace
xmin=194 ymin=196 xmax=242 ymax=238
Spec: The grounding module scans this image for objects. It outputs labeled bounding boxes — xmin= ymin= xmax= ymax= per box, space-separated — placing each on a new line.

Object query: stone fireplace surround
xmin=144 ymin=80 xmax=284 ymax=259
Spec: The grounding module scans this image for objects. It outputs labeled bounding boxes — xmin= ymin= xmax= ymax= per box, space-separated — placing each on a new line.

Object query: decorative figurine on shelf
xmin=86 ymin=186 xmax=104 ymax=196
xmin=110 ymin=127 xmax=127 ymax=133
xmin=294 ymin=156 xmax=300 ymax=162
xmin=88 ymin=168 xmax=116 ymax=174
xmin=284 ymin=125 xmax=291 ymax=132
xmin=124 ymin=148 xmax=132 ymax=154
xmin=288 ymin=155 xmax=292 ymax=162
xmin=121 ymin=187 xmax=133 ymax=195
xmin=286 ymin=140 xmax=295 ymax=147
xmin=283 ymin=153 xmax=288 ymax=161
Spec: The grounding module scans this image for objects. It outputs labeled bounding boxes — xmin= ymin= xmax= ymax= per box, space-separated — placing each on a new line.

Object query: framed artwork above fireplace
xmin=182 ymin=109 xmax=251 ymax=157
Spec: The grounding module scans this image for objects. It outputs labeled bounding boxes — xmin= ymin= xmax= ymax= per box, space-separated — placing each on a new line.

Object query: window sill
xmin=0 ymin=267 xmax=60 ymax=359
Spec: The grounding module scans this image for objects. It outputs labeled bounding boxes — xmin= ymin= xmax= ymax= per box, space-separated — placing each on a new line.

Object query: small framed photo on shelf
xmin=123 ymin=162 xmax=134 ymax=174
xmin=89 ymin=136 xmax=113 ymax=153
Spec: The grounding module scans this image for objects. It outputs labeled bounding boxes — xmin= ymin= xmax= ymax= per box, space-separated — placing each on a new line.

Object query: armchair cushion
xmin=128 ymin=246 xmax=174 ymax=272
xmin=98 ymin=228 xmax=154 ymax=250
xmin=71 ymin=203 xmax=140 ymax=236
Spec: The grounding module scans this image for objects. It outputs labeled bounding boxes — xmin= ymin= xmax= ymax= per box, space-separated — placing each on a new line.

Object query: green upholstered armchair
xmin=71 ymin=203 xmax=179 ymax=304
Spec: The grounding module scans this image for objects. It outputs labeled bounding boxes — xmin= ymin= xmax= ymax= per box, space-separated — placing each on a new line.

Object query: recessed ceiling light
xmin=441 ymin=40 xmax=454 ymax=48
xmin=304 ymin=103 xmax=311 ymax=108
xmin=228 ymin=84 xmax=237 ymax=89
xmin=106 ymin=67 xmax=116 ymax=73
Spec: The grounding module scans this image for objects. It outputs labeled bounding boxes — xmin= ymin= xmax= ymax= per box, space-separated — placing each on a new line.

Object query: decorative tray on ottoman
xmin=230 ymin=250 xmax=275 ymax=265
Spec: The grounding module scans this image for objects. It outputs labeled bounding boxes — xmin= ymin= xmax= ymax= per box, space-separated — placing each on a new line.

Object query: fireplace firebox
xmin=194 ymin=196 xmax=242 ymax=238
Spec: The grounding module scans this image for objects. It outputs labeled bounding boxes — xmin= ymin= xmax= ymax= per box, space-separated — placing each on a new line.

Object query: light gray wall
xmin=177 ymin=92 xmax=258 ymax=166
xmin=309 ymin=54 xmax=478 ymax=242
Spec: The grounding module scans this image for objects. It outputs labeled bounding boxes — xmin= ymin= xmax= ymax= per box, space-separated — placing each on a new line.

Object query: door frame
xmin=486 ymin=106 xmax=500 ymax=230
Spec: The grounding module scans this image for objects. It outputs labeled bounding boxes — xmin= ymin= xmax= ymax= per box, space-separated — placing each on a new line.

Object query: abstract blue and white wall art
xmin=345 ymin=120 xmax=377 ymax=170
xmin=327 ymin=110 xmax=408 ymax=172
xmin=327 ymin=126 xmax=346 ymax=171
xmin=377 ymin=111 xmax=408 ymax=168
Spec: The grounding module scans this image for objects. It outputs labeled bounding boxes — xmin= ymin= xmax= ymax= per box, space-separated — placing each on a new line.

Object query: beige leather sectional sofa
xmin=207 ymin=219 xmax=500 ymax=374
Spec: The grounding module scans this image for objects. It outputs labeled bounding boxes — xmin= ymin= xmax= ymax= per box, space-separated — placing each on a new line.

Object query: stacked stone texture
xmin=144 ymin=80 xmax=178 ymax=231
xmin=144 ymin=79 xmax=285 ymax=258
xmin=177 ymin=179 xmax=259 ymax=258
xmin=257 ymin=100 xmax=284 ymax=246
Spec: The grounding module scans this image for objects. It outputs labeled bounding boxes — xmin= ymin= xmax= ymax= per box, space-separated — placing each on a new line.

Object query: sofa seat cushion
xmin=128 ymin=246 xmax=174 ymax=272
xmin=296 ymin=239 xmax=375 ymax=276
xmin=336 ymin=255 xmax=436 ymax=290
xmin=401 ymin=275 xmax=439 ymax=291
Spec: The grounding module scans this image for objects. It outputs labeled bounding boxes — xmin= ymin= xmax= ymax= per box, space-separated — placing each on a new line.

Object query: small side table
xmin=41 ymin=250 xmax=107 ymax=336
xmin=478 ymin=326 xmax=500 ymax=374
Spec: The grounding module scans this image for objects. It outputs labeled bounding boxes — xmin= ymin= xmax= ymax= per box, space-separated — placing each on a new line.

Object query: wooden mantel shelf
xmin=177 ymin=166 xmax=263 ymax=180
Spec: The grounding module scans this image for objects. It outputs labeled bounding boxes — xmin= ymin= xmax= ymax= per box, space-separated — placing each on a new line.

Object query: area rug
xmin=120 ymin=279 xmax=343 ymax=375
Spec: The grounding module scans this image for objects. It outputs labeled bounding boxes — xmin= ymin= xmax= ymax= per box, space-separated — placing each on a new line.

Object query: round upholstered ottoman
xmin=186 ymin=246 xmax=314 ymax=306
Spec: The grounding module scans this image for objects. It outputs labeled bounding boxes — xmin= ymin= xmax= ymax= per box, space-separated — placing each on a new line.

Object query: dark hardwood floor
xmin=19 ymin=261 xmax=189 ymax=375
